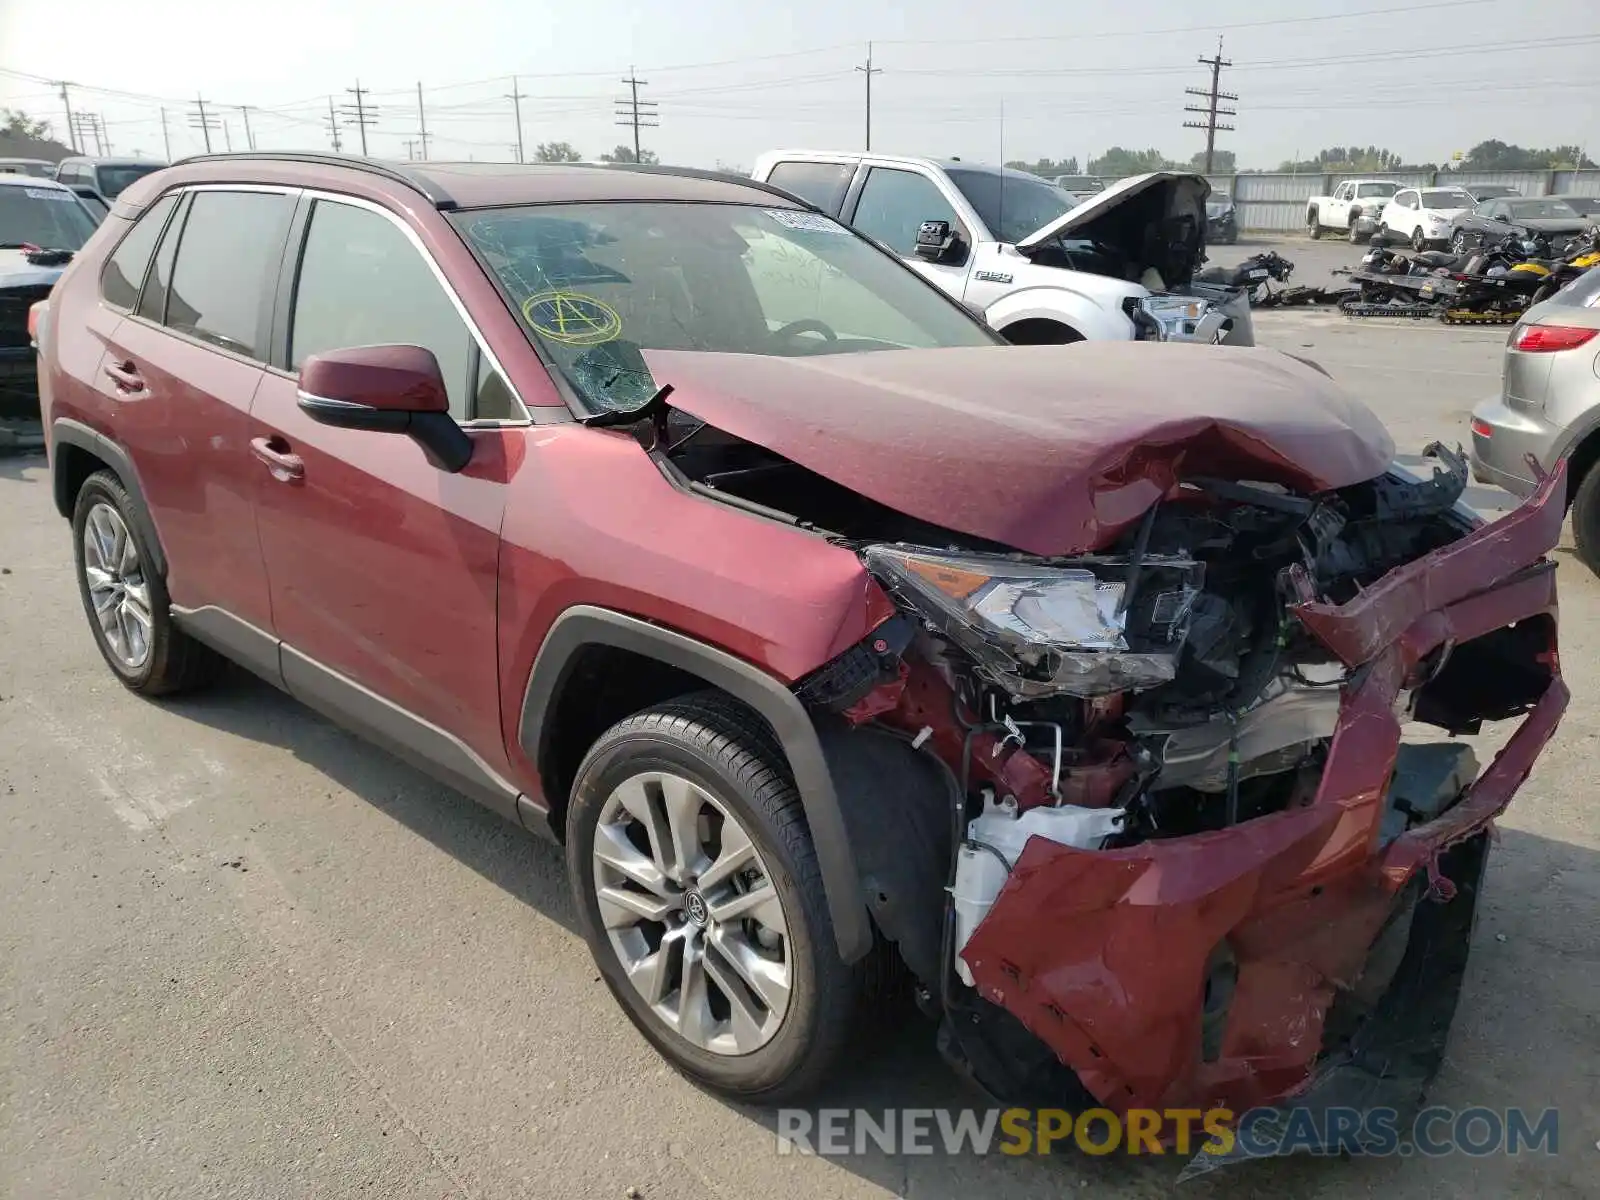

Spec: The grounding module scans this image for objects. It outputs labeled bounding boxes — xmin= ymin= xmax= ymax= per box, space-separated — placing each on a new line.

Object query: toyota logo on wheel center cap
xmin=683 ymin=890 xmax=710 ymax=928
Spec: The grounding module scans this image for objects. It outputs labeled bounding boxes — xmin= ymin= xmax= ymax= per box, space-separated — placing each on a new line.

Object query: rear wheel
xmin=1307 ymin=208 xmax=1323 ymax=239
xmin=1572 ymin=464 xmax=1600 ymax=577
xmin=1451 ymin=229 xmax=1469 ymax=255
xmin=71 ymin=470 xmax=222 ymax=695
xmin=565 ymin=693 xmax=860 ymax=1102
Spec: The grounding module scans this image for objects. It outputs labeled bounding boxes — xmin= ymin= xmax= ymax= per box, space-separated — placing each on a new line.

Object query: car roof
xmin=118 ymin=153 xmax=807 ymax=213
xmin=0 ymin=172 xmax=71 ymax=191
xmin=56 ymin=156 xmax=165 ymax=167
xmin=754 ymin=148 xmax=1063 ymax=186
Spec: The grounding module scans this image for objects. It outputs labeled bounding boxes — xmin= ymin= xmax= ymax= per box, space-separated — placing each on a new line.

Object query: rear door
xmin=248 ymin=193 xmax=519 ymax=781
xmin=93 ymin=186 xmax=293 ymax=633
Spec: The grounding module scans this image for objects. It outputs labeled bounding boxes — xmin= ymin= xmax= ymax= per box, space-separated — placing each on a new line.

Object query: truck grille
xmin=0 ymin=284 xmax=53 ymax=350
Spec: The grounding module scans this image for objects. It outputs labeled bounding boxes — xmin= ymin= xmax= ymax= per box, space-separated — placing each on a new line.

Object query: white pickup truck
xmin=751 ymin=150 xmax=1252 ymax=346
xmin=1305 ymin=179 xmax=1403 ymax=243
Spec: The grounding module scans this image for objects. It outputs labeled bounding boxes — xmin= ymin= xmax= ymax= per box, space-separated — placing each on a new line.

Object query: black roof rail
xmin=165 ymin=151 xmax=458 ymax=210
xmin=594 ymin=162 xmax=824 ymax=214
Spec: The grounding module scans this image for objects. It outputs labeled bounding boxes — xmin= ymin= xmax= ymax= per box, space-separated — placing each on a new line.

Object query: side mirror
xmin=914 ymin=219 xmax=961 ymax=263
xmin=297 ymin=344 xmax=473 ymax=472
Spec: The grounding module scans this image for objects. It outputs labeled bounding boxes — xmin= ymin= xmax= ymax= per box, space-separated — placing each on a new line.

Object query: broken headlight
xmin=863 ymin=545 xmax=1202 ymax=699
xmin=1128 ymin=295 xmax=1230 ymax=343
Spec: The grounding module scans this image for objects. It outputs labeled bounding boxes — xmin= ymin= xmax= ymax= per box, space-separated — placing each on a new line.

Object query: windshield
xmin=0 ymin=185 xmax=99 ymax=250
xmin=453 ymin=201 xmax=996 ymax=414
xmin=95 ymin=163 xmax=162 ymax=198
xmin=1357 ymin=183 xmax=1398 ymax=198
xmin=1507 ymin=199 xmax=1580 ymax=220
xmin=1 ymin=160 xmax=55 ymax=179
xmin=1421 ymin=190 xmax=1472 ymax=209
xmin=1560 ymin=196 xmax=1599 ymax=217
xmin=946 ymin=169 xmax=1079 ymax=244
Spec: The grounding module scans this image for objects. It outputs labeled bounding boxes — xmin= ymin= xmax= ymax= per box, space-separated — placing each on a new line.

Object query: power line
xmin=855 ymin=43 xmax=883 ymax=151
xmin=615 ymin=68 xmax=657 ymax=163
xmin=1184 ymin=37 xmax=1236 ymax=173
xmin=187 ymin=95 xmax=218 ymax=153
xmin=506 ymin=76 xmax=527 ymax=163
xmin=340 ymin=80 xmax=377 ymax=155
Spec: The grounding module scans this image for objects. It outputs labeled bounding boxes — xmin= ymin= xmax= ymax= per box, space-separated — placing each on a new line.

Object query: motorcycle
xmin=1437 ymin=231 xmax=1561 ymax=322
xmin=1526 ymin=227 xmax=1600 ymax=306
xmin=1194 ymin=250 xmax=1295 ymax=305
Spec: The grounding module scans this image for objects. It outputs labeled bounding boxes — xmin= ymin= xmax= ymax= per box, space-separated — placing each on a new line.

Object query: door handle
xmin=250 ymin=435 xmax=305 ymax=482
xmin=103 ymin=360 xmax=146 ymax=396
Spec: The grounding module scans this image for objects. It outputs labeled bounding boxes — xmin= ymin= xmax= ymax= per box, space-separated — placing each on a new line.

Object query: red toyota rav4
xmin=36 ymin=154 xmax=1566 ymax=1164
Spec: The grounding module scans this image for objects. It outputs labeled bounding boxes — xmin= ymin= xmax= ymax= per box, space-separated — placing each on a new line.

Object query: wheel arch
xmin=998 ymin=317 xmax=1085 ymax=345
xmin=51 ymin=417 xmax=168 ymax=577
xmin=519 ymin=605 xmax=873 ymax=963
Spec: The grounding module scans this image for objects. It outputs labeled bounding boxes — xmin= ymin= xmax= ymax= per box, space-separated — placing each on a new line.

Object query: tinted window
xmin=1560 ymin=196 xmax=1598 ymax=216
xmin=95 ymin=164 xmax=162 ymax=199
xmin=852 ymin=168 xmax=962 ymax=255
xmin=100 ymin=193 xmax=177 ymax=310
xmin=78 ymin=192 xmax=109 ymax=222
xmin=0 ymin=184 xmax=99 ymax=250
xmin=764 ymin=161 xmax=854 ymax=215
xmin=1507 ymin=199 xmax=1580 ymax=220
xmin=165 ymin=190 xmax=294 ymax=359
xmin=290 ymin=200 xmax=473 ymax=419
xmin=947 ymin=169 xmax=1076 ymax=244
xmin=1421 ymin=190 xmax=1472 ymax=209
xmin=1357 ymin=182 xmax=1398 ymax=198
xmin=138 ymin=195 xmax=186 ymax=323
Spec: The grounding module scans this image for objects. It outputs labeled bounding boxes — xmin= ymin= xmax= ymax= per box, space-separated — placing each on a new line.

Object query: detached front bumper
xmin=962 ymin=463 xmax=1567 ymax=1123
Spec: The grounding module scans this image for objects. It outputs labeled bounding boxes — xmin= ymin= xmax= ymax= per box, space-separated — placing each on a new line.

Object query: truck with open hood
xmin=752 ymin=152 xmax=1252 ymax=347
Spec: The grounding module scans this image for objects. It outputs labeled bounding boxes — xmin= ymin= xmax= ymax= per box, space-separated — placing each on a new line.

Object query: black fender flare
xmin=519 ymin=605 xmax=873 ymax=963
xmin=50 ymin=417 xmax=168 ymax=578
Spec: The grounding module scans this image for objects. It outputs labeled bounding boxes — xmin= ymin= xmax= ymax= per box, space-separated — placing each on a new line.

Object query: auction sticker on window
xmin=763 ymin=209 xmax=846 ymax=234
xmin=25 ymin=188 xmax=74 ymax=202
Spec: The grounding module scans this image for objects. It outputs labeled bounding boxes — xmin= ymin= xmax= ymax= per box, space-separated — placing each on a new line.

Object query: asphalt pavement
xmin=2 ymin=278 xmax=1597 ymax=1198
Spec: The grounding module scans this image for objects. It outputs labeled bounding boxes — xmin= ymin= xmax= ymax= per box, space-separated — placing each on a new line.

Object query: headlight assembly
xmin=863 ymin=545 xmax=1202 ymax=698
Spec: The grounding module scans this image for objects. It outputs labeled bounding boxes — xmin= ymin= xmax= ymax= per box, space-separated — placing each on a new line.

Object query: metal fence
xmin=1140 ymin=169 xmax=1600 ymax=233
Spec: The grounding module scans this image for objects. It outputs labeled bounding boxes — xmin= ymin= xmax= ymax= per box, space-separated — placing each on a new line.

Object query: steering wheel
xmin=771 ymin=318 xmax=838 ymax=345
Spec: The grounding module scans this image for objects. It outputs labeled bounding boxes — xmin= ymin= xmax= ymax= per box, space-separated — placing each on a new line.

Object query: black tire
xmin=1412 ymin=226 xmax=1429 ymax=252
xmin=1571 ymin=463 xmax=1600 ymax=577
xmin=1451 ymin=229 xmax=1469 ymax=255
xmin=1347 ymin=211 xmax=1368 ymax=244
xmin=71 ymin=469 xmax=223 ymax=695
xmin=1307 ymin=208 xmax=1322 ymax=239
xmin=565 ymin=692 xmax=860 ymax=1103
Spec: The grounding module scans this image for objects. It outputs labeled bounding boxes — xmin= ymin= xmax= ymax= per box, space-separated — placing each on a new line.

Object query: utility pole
xmin=614 ymin=68 xmax=657 ymax=163
xmin=403 ymin=138 xmax=419 ymax=160
xmin=326 ymin=96 xmax=343 ymax=152
xmin=1183 ymin=37 xmax=1236 ymax=174
xmin=70 ymin=113 xmax=103 ymax=155
xmin=221 ymin=119 xmax=233 ymax=153
xmin=159 ymin=107 xmax=172 ymax=161
xmin=237 ymin=105 xmax=256 ymax=151
xmin=416 ymin=81 xmax=429 ymax=160
xmin=855 ymin=43 xmax=883 ymax=152
xmin=188 ymin=95 xmax=218 ymax=153
xmin=506 ymin=76 xmax=527 ymax=163
xmin=57 ymin=81 xmax=78 ymax=152
xmin=341 ymin=80 xmax=377 ymax=156
xmin=97 ymin=115 xmax=112 ymax=156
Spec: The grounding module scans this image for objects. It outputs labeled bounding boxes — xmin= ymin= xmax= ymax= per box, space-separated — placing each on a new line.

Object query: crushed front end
xmin=805 ymin=444 xmax=1566 ymax=1151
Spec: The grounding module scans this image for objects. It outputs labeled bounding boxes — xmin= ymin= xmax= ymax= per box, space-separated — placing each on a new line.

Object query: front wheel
xmin=1572 ymin=463 xmax=1600 ymax=577
xmin=1347 ymin=212 xmax=1367 ymax=244
xmin=1451 ymin=229 xmax=1469 ymax=255
xmin=565 ymin=693 xmax=861 ymax=1103
xmin=1307 ymin=209 xmax=1323 ymax=239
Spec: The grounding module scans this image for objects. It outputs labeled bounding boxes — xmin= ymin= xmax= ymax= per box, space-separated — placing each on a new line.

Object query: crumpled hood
xmin=0 ymin=248 xmax=66 ymax=290
xmin=644 ymin=344 xmax=1395 ymax=555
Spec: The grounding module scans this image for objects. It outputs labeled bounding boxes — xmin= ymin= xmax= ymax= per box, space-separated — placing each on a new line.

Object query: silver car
xmin=1470 ymin=267 xmax=1600 ymax=570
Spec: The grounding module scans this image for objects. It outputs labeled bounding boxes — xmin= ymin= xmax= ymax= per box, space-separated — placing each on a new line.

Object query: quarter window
xmin=164 ymin=190 xmax=295 ymax=360
xmin=851 ymin=168 xmax=963 ymax=257
xmin=101 ymin=193 xmax=177 ymax=311
xmin=290 ymin=200 xmax=473 ymax=420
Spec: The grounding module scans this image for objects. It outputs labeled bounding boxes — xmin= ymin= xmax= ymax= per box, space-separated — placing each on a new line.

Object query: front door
xmin=248 ymin=195 xmax=514 ymax=779
xmin=846 ymin=166 xmax=974 ymax=299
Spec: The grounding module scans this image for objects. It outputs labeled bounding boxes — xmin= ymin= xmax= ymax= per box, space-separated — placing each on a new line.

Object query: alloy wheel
xmin=81 ymin=502 xmax=152 ymax=670
xmin=591 ymin=770 xmax=792 ymax=1056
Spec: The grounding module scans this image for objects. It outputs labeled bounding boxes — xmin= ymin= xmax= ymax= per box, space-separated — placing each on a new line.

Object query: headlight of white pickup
xmin=862 ymin=545 xmax=1202 ymax=698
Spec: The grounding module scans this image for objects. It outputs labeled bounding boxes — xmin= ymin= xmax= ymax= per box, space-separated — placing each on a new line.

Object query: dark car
xmin=1449 ymin=195 xmax=1590 ymax=253
xmin=1205 ymin=190 xmax=1238 ymax=244
xmin=1 ymin=173 xmax=100 ymax=418
xmin=54 ymin=156 xmax=166 ymax=223
xmin=1462 ymin=183 xmax=1520 ymax=203
xmin=1550 ymin=193 xmax=1600 ymax=221
xmin=34 ymin=154 xmax=1566 ymax=1152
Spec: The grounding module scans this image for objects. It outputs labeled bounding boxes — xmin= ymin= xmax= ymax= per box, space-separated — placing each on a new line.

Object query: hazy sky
xmin=2 ymin=0 xmax=1596 ymax=170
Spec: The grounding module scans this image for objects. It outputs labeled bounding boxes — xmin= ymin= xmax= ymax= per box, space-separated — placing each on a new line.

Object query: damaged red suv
xmin=37 ymin=154 xmax=1566 ymax=1157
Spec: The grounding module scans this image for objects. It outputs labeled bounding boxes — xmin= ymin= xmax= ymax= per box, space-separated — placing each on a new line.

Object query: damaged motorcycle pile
xmin=1196 ymin=249 xmax=1349 ymax=308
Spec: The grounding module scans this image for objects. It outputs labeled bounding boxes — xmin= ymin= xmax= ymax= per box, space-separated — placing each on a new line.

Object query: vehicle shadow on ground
xmin=163 ymin=668 xmax=1597 ymax=1199
xmin=163 ymin=666 xmax=581 ymax=937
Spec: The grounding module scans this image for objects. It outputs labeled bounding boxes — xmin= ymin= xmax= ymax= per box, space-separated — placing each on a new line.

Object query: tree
xmin=1 ymin=108 xmax=52 ymax=140
xmin=1087 ymin=147 xmax=1173 ymax=178
xmin=1465 ymin=139 xmax=1595 ymax=169
xmin=1190 ymin=149 xmax=1235 ymax=173
xmin=599 ymin=145 xmax=659 ymax=165
xmin=1002 ymin=156 xmax=1080 ymax=178
xmin=533 ymin=141 xmax=582 ymax=162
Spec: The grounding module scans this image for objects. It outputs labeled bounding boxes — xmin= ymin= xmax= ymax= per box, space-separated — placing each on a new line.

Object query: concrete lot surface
xmin=2 ymin=292 xmax=1596 ymax=1198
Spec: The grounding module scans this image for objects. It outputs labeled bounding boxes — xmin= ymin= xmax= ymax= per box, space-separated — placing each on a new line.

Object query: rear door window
xmin=289 ymin=199 xmax=474 ymax=419
xmin=764 ymin=161 xmax=854 ymax=215
xmin=100 ymin=193 xmax=178 ymax=311
xmin=163 ymin=189 xmax=295 ymax=360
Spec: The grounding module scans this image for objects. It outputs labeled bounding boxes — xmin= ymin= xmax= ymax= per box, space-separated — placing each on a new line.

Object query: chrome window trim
xmin=295 ymin=187 xmax=532 ymax=425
